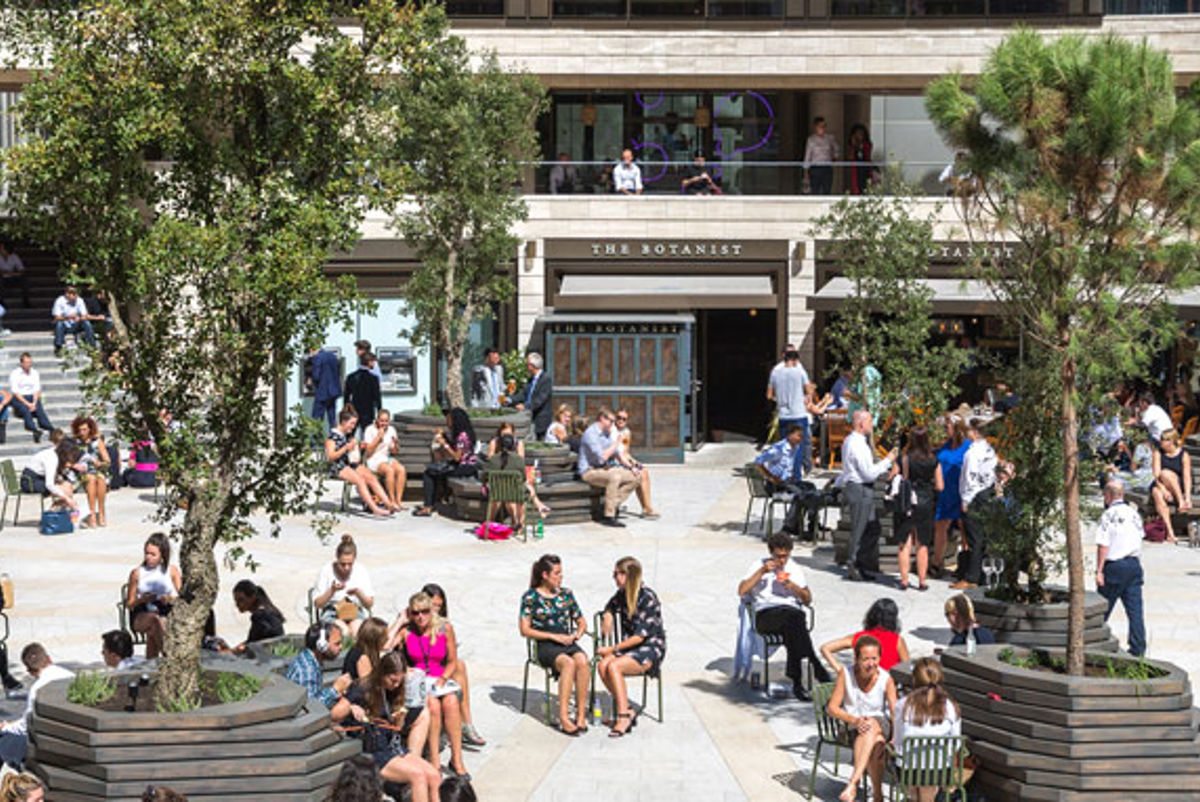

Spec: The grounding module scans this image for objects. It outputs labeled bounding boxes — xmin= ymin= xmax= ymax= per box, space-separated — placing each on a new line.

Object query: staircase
xmin=0 ymin=243 xmax=108 ymax=469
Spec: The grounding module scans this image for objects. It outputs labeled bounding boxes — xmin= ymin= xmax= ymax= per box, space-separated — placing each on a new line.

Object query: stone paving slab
xmin=1 ymin=443 xmax=1198 ymax=799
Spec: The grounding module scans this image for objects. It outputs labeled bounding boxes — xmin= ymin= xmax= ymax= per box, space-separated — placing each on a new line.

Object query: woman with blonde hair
xmin=893 ymin=657 xmax=962 ymax=802
xmin=0 ymin=773 xmax=44 ymax=802
xmin=1152 ymin=429 xmax=1192 ymax=543
xmin=544 ymin=404 xmax=573 ymax=445
xmin=398 ymin=591 xmax=470 ymax=780
xmin=596 ymin=556 xmax=666 ymax=737
xmin=944 ymin=593 xmax=995 ymax=647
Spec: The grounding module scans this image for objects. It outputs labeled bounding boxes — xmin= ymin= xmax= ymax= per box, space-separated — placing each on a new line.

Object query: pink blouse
xmin=404 ymin=630 xmax=449 ymax=678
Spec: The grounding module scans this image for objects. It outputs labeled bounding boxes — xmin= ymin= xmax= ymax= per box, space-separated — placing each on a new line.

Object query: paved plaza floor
xmin=3 ymin=443 xmax=1199 ymax=800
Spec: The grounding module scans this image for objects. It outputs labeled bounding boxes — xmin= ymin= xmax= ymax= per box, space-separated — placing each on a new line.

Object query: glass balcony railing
xmin=527 ymin=160 xmax=958 ymax=197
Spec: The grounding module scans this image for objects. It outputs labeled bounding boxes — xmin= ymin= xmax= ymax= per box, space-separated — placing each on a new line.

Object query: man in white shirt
xmin=803 ymin=116 xmax=840 ymax=195
xmin=1132 ymin=392 xmax=1174 ymax=446
xmin=612 ymin=149 xmax=643 ymax=196
xmin=101 ymin=630 xmax=145 ymax=672
xmin=837 ymin=410 xmax=897 ymax=581
xmin=0 ymin=241 xmax=30 ymax=309
xmin=51 ymin=284 xmax=97 ymax=355
xmin=767 ymin=349 xmax=811 ymax=480
xmin=737 ymin=533 xmax=831 ymax=701
xmin=470 ymin=348 xmax=505 ymax=409
xmin=0 ymin=643 xmax=73 ymax=768
xmin=953 ymin=419 xmax=998 ymax=589
xmin=1095 ymin=479 xmax=1146 ymax=656
xmin=9 ymin=353 xmax=53 ymax=443
xmin=20 ymin=428 xmax=64 ymax=493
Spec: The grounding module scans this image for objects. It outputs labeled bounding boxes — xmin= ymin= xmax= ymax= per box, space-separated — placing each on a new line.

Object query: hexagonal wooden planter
xmin=938 ymin=645 xmax=1200 ymax=801
xmin=27 ymin=660 xmax=357 ymax=801
xmin=966 ymin=587 xmax=1118 ymax=652
xmin=393 ymin=409 xmax=533 ymax=499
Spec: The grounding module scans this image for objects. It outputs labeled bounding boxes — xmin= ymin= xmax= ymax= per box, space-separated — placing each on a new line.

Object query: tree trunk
xmin=154 ymin=492 xmax=224 ymax=708
xmin=445 ymin=345 xmax=465 ymax=410
xmin=441 ymin=247 xmax=463 ymax=409
xmin=1061 ymin=351 xmax=1085 ymax=676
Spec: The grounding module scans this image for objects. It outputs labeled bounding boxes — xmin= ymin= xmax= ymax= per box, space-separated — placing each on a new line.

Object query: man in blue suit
xmin=308 ymin=347 xmax=341 ymax=431
xmin=516 ymin=351 xmax=554 ymax=440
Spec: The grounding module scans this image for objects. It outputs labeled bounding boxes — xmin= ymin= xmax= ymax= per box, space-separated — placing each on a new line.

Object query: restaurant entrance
xmin=694 ymin=308 xmax=778 ymax=443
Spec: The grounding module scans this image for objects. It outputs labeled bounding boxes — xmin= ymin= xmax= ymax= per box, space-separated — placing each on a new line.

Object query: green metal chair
xmin=588 ymin=611 xmax=664 ymax=723
xmin=520 ymin=637 xmax=554 ymax=724
xmin=888 ymin=735 xmax=969 ymax=802
xmin=743 ymin=465 xmax=793 ymax=538
xmin=484 ymin=469 xmax=532 ymax=541
xmin=744 ymin=596 xmax=815 ymax=697
xmin=808 ymin=681 xmax=858 ymax=800
xmin=118 ymin=583 xmax=148 ymax=647
xmin=0 ymin=459 xmax=42 ymax=529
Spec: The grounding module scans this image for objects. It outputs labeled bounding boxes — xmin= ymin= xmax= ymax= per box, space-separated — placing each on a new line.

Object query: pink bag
xmin=475 ymin=522 xmax=513 ymax=541
xmin=1143 ymin=518 xmax=1168 ymax=543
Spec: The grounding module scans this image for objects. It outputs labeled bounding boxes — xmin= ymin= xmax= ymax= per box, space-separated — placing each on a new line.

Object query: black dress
xmin=899 ymin=455 xmax=938 ymax=547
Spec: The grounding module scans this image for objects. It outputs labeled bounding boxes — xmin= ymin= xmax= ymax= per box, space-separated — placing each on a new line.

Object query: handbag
xmin=475 ymin=521 xmax=513 ymax=541
xmin=39 ymin=509 xmax=74 ymax=535
xmin=335 ymin=599 xmax=359 ymax=622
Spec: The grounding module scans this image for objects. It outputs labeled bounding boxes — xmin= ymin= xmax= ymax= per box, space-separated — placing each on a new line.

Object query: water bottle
xmin=592 ymin=703 xmax=602 ymax=727
xmin=535 ymin=519 xmax=544 ymax=539
xmin=966 ymin=628 xmax=977 ymax=655
xmin=534 ymin=459 xmax=542 ymax=486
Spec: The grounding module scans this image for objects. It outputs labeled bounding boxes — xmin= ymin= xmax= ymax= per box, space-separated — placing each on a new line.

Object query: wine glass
xmin=981 ymin=556 xmax=1004 ymax=589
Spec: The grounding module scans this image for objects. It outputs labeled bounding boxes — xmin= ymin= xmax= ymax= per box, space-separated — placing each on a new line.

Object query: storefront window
xmin=831 ymin=0 xmax=1064 ymax=13
xmin=1105 ymin=0 xmax=1196 ymax=10
xmin=552 ymin=0 xmax=625 ymax=16
xmin=445 ymin=0 xmax=504 ymax=13
xmin=708 ymin=0 xmax=782 ymax=14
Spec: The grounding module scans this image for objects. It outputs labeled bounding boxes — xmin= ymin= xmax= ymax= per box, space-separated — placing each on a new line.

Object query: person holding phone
xmin=362 ymin=409 xmax=407 ymax=512
xmin=126 ymin=533 xmax=181 ymax=659
xmin=326 ymin=408 xmax=393 ymax=517
xmin=837 ymin=409 xmax=899 ymax=582
xmin=738 ymin=533 xmax=830 ymax=702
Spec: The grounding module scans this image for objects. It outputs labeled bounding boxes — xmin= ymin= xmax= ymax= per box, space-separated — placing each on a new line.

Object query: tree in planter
xmin=926 ymin=30 xmax=1200 ymax=673
xmin=1 ymin=0 xmax=431 ymax=706
xmin=810 ymin=184 xmax=964 ymax=440
xmin=383 ymin=10 xmax=546 ymax=410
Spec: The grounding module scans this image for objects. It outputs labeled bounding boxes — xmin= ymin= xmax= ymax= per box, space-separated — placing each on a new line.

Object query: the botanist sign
xmin=543 ymin=239 xmax=788 ymax=261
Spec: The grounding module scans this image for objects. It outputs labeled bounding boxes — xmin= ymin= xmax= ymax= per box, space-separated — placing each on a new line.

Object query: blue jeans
xmin=54 ymin=319 xmax=96 ymax=349
xmin=776 ymin=418 xmax=810 ymax=480
xmin=13 ymin=395 xmax=51 ymax=434
xmin=1099 ymin=556 xmax=1145 ymax=656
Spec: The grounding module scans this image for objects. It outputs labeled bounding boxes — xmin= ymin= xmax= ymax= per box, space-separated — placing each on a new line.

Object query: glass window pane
xmin=910 ymin=0 xmax=985 ymax=14
xmin=630 ymin=0 xmax=704 ymax=15
xmin=553 ymin=0 xmax=625 ymax=16
xmin=708 ymin=0 xmax=782 ymax=16
xmin=831 ymin=0 xmax=906 ymax=15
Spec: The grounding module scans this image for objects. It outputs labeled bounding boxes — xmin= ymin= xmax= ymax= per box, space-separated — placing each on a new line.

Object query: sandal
xmin=917 ymin=584 xmax=930 ymax=592
xmin=608 ymin=711 xmax=636 ymax=738
xmin=895 ymin=580 xmax=908 ymax=591
xmin=413 ymin=507 xmax=433 ymax=517
xmin=559 ymin=721 xmax=582 ymax=737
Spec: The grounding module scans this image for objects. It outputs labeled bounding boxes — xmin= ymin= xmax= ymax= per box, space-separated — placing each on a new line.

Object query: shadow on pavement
xmin=488 ymin=683 xmax=557 ymax=727
xmin=910 ymin=625 xmax=952 ymax=643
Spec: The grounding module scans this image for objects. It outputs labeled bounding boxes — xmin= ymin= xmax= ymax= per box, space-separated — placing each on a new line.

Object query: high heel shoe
xmin=608 ymin=711 xmax=636 ymax=738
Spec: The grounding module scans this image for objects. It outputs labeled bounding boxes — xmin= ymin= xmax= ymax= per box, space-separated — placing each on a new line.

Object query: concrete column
xmin=517 ymin=238 xmax=545 ymax=349
xmin=788 ymin=238 xmax=816 ymax=370
xmin=807 ymin=91 xmax=843 ymax=194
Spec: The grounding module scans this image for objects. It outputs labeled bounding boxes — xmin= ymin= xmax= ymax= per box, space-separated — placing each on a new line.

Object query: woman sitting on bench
xmin=326 ymin=407 xmax=394 ymax=517
xmin=1152 ymin=429 xmax=1191 ymax=544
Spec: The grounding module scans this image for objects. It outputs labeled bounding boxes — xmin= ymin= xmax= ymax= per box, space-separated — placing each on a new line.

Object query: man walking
xmin=578 ymin=408 xmax=641 ymax=528
xmin=754 ymin=424 xmax=808 ymax=537
xmin=343 ymin=353 xmax=382 ymax=437
xmin=516 ymin=352 xmax=554 ymax=440
xmin=837 ymin=409 xmax=897 ymax=581
xmin=738 ymin=533 xmax=831 ymax=702
xmin=767 ymin=348 xmax=810 ymax=480
xmin=307 ymin=346 xmax=341 ymax=431
xmin=471 ymin=347 xmax=505 ymax=409
xmin=953 ymin=419 xmax=997 ymax=589
xmin=51 ymin=284 xmax=96 ymax=356
xmin=1096 ymin=479 xmax=1146 ymax=656
xmin=9 ymin=353 xmax=52 ymax=443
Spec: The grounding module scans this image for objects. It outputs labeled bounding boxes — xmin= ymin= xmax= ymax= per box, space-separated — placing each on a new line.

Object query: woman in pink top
xmin=399 ymin=591 xmax=469 ymax=781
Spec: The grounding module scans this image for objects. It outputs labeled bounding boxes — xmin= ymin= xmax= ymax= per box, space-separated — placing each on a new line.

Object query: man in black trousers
xmin=516 ymin=351 xmax=554 ymax=440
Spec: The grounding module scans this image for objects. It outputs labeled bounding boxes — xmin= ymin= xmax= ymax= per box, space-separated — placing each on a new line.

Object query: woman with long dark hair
xmin=820 ymin=597 xmax=910 ymax=673
xmin=227 ymin=580 xmax=285 ymax=653
xmin=894 ymin=426 xmax=943 ymax=591
xmin=125 ymin=532 xmax=181 ymax=659
xmin=414 ymin=408 xmax=479 ymax=517
xmin=596 ymin=556 xmax=666 ymax=737
xmin=327 ymin=754 xmax=384 ymax=802
xmin=518 ymin=554 xmax=589 ymax=735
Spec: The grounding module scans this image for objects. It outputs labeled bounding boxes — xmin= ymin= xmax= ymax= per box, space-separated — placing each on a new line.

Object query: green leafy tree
xmin=1 ymin=0 xmax=429 ymax=705
xmin=810 ymin=185 xmax=964 ymax=438
xmin=382 ymin=9 xmax=545 ymax=410
xmin=926 ymin=30 xmax=1200 ymax=674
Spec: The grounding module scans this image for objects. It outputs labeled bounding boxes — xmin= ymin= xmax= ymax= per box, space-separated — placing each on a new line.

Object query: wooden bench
xmin=448 ymin=477 xmax=604 ymax=525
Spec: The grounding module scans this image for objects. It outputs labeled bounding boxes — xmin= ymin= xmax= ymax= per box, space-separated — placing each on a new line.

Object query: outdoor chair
xmin=117 ymin=583 xmax=148 ymax=647
xmin=484 ymin=469 xmax=532 ymax=541
xmin=310 ymin=479 xmax=352 ymax=515
xmin=588 ymin=611 xmax=663 ymax=723
xmin=825 ymin=414 xmax=849 ymax=467
xmin=520 ymin=637 xmax=554 ymax=724
xmin=887 ymin=734 xmax=970 ymax=802
xmin=743 ymin=464 xmax=793 ymax=538
xmin=0 ymin=458 xmax=43 ymax=529
xmin=808 ymin=681 xmax=860 ymax=800
xmin=735 ymin=596 xmax=815 ymax=697
xmin=306 ymin=586 xmax=372 ymax=627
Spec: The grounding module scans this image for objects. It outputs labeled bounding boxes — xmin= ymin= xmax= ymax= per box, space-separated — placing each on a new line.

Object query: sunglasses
xmin=411 ymin=608 xmax=431 ymax=616
xmin=616 ymin=416 xmax=628 ymax=422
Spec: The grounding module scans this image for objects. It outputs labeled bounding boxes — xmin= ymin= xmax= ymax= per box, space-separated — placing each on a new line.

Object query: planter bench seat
xmin=448 ymin=477 xmax=604 ymax=525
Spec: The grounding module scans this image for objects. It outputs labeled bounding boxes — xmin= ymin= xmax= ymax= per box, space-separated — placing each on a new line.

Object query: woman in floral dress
xmin=596 ymin=556 xmax=667 ymax=737
xmin=519 ymin=554 xmax=590 ymax=735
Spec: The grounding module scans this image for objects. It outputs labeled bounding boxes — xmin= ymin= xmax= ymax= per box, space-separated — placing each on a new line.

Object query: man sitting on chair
xmin=753 ymin=424 xmax=807 ymax=537
xmin=738 ymin=533 xmax=831 ymax=702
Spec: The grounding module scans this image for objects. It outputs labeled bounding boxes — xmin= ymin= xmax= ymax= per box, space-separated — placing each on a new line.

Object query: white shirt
xmin=893 ymin=697 xmax=961 ymax=762
xmin=27 ymin=446 xmax=58 ymax=478
xmin=52 ymin=295 xmax=87 ymax=320
xmin=837 ymin=430 xmax=893 ymax=487
xmin=0 ymin=252 xmax=24 ymax=275
xmin=960 ymin=438 xmax=997 ymax=506
xmin=9 ymin=366 xmax=40 ymax=397
xmin=314 ymin=561 xmax=374 ymax=606
xmin=2 ymin=663 xmax=73 ymax=737
xmin=842 ymin=664 xmax=891 ymax=718
xmin=742 ymin=557 xmax=807 ymax=613
xmin=1141 ymin=404 xmax=1174 ymax=441
xmin=1096 ymin=500 xmax=1143 ymax=563
xmin=613 ymin=162 xmax=643 ymax=193
xmin=116 ymin=656 xmax=146 ymax=671
xmin=362 ymin=424 xmax=398 ymax=472
xmin=769 ymin=363 xmax=810 ymax=421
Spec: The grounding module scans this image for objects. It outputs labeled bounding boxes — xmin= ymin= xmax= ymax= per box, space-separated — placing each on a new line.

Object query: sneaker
xmin=5 ymin=688 xmax=27 ymax=701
